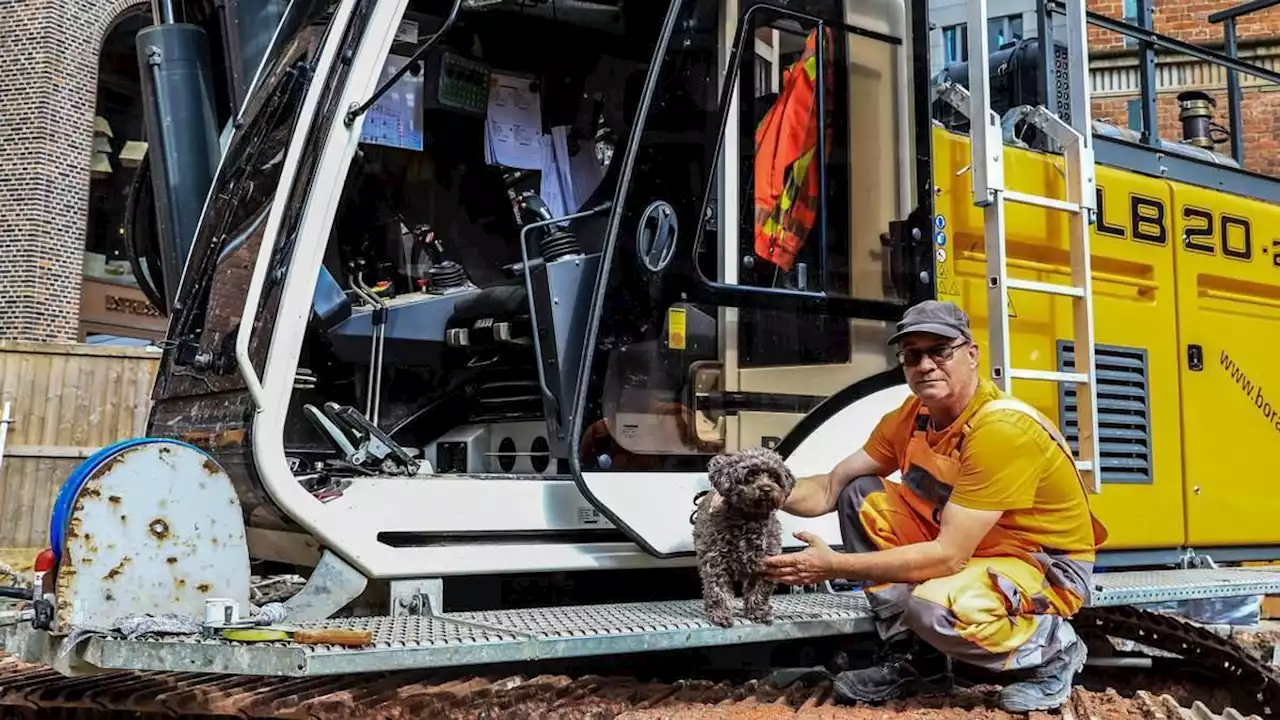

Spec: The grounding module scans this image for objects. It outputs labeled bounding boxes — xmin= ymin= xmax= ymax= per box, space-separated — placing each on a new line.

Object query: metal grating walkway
xmin=61 ymin=567 xmax=1280 ymax=677
xmin=1089 ymin=567 xmax=1280 ymax=606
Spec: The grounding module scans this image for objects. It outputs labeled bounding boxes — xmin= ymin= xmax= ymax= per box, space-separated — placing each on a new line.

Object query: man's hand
xmin=762 ymin=532 xmax=838 ymax=586
xmin=760 ymin=502 xmax=1004 ymax=587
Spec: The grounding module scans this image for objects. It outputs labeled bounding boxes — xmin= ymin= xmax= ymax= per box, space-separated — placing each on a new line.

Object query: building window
xmin=942 ymin=23 xmax=968 ymax=65
xmin=988 ymin=14 xmax=1024 ymax=50
xmin=1123 ymin=0 xmax=1139 ymax=47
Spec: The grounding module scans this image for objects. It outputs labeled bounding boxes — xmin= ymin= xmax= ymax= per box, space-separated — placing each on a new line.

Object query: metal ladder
xmin=963 ymin=0 xmax=1102 ymax=491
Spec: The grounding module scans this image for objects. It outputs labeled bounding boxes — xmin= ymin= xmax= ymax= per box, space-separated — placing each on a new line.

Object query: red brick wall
xmin=1086 ymin=0 xmax=1280 ymax=176
xmin=1093 ymin=89 xmax=1280 ymax=176
xmin=1088 ymin=0 xmax=1280 ymax=51
xmin=0 ymin=0 xmax=148 ymax=343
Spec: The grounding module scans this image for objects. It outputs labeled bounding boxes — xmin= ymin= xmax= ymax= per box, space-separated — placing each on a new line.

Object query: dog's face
xmin=707 ymin=448 xmax=796 ymax=519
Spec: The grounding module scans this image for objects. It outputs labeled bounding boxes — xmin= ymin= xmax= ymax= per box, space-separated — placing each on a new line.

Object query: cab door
xmin=569 ymin=0 xmax=933 ymax=557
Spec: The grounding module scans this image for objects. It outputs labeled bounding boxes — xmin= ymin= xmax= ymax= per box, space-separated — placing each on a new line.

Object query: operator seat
xmin=442 ymin=279 xmax=545 ymax=423
xmin=560 ymin=74 xmax=645 ymax=250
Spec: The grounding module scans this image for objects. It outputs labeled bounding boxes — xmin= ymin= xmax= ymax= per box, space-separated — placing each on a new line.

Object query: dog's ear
xmin=771 ymin=456 xmax=797 ymax=495
xmin=777 ymin=466 xmax=797 ymax=496
xmin=706 ymin=453 xmax=736 ymax=495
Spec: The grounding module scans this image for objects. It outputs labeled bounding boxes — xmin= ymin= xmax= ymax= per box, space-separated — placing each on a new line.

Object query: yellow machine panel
xmin=1166 ymin=183 xmax=1280 ymax=546
xmin=925 ymin=125 xmax=1279 ymax=551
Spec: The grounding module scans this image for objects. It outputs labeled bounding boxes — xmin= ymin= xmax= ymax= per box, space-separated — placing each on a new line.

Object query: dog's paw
xmin=706 ymin=609 xmax=735 ymax=628
xmin=744 ymin=607 xmax=775 ymax=624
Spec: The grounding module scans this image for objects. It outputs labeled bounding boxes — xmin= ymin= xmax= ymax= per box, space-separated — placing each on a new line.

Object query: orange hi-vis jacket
xmin=753 ymin=27 xmax=834 ymax=272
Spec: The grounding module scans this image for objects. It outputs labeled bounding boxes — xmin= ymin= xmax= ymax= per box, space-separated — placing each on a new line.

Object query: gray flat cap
xmin=886 ymin=300 xmax=973 ymax=345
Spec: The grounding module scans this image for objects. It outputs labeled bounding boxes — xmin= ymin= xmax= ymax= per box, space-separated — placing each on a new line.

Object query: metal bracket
xmin=281 ymin=549 xmax=370 ymax=622
xmin=1180 ymin=548 xmax=1217 ymax=570
xmin=391 ymin=578 xmax=443 ymax=617
xmin=932 ymin=77 xmax=972 ymax=119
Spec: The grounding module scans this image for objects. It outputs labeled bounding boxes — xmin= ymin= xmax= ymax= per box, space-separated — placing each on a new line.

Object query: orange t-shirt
xmin=863 ymin=378 xmax=1100 ymax=559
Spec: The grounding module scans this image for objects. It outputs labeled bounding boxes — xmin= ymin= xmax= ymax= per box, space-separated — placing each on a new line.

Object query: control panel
xmin=426 ymin=51 xmax=491 ymax=115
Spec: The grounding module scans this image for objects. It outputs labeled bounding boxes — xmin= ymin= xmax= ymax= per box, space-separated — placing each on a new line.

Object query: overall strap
xmin=971 ymin=398 xmax=1076 ymax=464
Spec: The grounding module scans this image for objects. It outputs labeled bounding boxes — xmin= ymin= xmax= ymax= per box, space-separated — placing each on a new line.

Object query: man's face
xmin=896 ymin=332 xmax=979 ymax=402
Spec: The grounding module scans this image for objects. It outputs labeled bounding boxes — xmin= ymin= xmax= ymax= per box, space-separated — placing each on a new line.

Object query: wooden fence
xmin=0 ymin=342 xmax=160 ymax=548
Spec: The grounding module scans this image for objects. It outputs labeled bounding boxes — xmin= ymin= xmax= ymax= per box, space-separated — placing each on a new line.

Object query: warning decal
xmin=668 ymin=307 xmax=687 ymax=350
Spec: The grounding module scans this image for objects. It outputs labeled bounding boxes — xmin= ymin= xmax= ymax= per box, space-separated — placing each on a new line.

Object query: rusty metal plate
xmin=55 ymin=441 xmax=252 ymax=631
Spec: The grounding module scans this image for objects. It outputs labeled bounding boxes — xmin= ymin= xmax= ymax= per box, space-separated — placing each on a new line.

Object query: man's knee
xmin=905 ymin=565 xmax=1032 ymax=641
xmin=837 ymin=474 xmax=885 ymax=516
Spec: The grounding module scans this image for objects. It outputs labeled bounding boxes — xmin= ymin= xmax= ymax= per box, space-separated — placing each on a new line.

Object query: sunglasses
xmin=896 ymin=340 xmax=969 ymax=367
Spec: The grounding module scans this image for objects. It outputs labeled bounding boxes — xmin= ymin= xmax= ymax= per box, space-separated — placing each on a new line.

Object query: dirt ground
xmin=607 ymin=681 xmax=1256 ymax=719
xmin=614 ymin=623 xmax=1280 ymax=720
xmin=0 ymin=549 xmax=38 ymax=577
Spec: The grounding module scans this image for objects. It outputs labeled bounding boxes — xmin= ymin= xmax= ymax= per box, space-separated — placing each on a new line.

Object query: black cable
xmin=122 ymin=153 xmax=170 ymax=315
xmin=0 ymin=587 xmax=33 ymax=601
xmin=345 ymin=0 xmax=465 ymax=125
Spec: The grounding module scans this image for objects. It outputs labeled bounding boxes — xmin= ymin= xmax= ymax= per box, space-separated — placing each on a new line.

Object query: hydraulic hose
xmin=122 ymin=154 xmax=171 ymax=316
xmin=0 ymin=587 xmax=33 ymax=601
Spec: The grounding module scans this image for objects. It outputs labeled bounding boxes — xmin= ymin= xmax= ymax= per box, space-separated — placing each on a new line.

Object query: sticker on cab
xmin=668 ymin=306 xmax=687 ymax=350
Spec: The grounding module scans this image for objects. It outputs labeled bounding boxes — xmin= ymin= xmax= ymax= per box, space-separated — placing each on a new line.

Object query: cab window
xmin=575 ymin=0 xmax=923 ymax=472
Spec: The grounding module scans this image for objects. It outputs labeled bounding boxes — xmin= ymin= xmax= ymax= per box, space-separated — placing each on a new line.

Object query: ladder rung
xmin=1005 ymin=278 xmax=1086 ymax=298
xmin=1004 ymin=190 xmax=1081 ymax=214
xmin=1008 ymin=368 xmax=1090 ymax=384
xmin=1075 ymin=461 xmax=1094 ymax=473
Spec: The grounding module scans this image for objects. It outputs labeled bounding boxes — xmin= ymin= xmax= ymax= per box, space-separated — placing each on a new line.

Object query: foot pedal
xmin=303 ymin=402 xmax=420 ymax=476
xmin=326 ymin=403 xmax=420 ymax=475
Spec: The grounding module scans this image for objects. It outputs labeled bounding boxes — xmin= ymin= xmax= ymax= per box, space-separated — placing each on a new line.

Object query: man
xmin=761 ymin=300 xmax=1108 ymax=713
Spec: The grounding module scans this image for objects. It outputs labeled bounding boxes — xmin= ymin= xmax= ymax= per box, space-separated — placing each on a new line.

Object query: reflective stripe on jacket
xmin=753 ymin=27 xmax=834 ymax=272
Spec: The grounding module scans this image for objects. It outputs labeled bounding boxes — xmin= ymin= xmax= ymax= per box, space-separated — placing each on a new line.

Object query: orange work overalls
xmin=842 ymin=396 xmax=1109 ymax=672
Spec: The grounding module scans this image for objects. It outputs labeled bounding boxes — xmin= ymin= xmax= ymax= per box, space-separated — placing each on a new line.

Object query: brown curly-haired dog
xmin=693 ymin=446 xmax=797 ymax=628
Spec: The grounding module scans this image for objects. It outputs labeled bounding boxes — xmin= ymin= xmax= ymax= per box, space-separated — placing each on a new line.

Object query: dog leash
xmin=689 ymin=489 xmax=711 ymax=525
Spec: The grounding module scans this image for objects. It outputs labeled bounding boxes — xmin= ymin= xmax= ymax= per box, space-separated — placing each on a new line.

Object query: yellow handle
xmin=292 ymin=628 xmax=373 ymax=647
xmin=1200 ymin=288 xmax=1280 ymax=310
xmin=957 ymin=251 xmax=1159 ymax=291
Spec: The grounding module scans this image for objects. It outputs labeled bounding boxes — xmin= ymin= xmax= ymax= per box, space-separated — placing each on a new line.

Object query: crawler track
xmin=0 ymin=608 xmax=1271 ymax=719
xmin=0 ymin=659 xmax=1263 ymax=720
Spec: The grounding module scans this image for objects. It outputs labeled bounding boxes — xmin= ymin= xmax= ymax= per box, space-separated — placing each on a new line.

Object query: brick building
xmin=930 ymin=0 xmax=1280 ymax=175
xmin=0 ymin=0 xmax=167 ymax=345
xmin=1088 ymin=0 xmax=1280 ymax=176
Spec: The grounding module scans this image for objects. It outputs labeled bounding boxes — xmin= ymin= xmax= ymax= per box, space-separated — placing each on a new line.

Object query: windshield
xmin=156 ymin=0 xmax=344 ymax=400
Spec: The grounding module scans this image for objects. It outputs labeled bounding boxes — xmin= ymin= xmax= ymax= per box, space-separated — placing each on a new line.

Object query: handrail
xmin=1045 ymin=1 xmax=1280 ymax=86
xmin=1204 ymin=0 xmax=1280 ymax=163
xmin=1200 ymin=288 xmax=1280 ymax=310
xmin=1042 ymin=0 xmax=1280 ymax=165
xmin=1207 ymin=0 xmax=1280 ymax=24
xmin=956 ymin=251 xmax=1159 ymax=291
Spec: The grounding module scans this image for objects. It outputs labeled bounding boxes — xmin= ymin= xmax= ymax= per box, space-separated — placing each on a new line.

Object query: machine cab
xmin=147 ymin=0 xmax=933 ymax=579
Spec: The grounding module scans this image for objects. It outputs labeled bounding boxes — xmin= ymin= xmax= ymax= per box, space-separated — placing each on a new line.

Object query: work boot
xmin=831 ymin=633 xmax=954 ymax=704
xmin=996 ymin=637 xmax=1088 ymax=713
